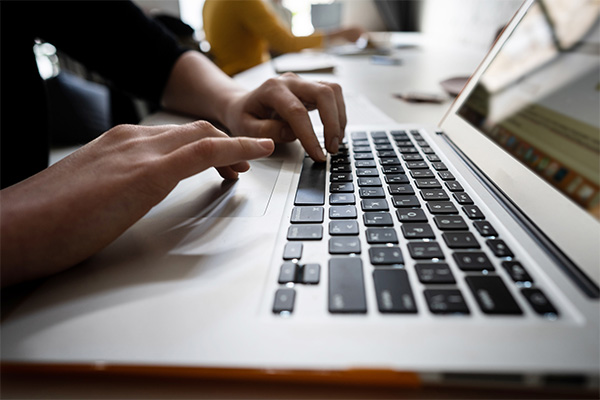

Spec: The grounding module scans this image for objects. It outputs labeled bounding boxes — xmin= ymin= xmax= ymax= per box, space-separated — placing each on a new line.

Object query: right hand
xmin=0 ymin=121 xmax=274 ymax=287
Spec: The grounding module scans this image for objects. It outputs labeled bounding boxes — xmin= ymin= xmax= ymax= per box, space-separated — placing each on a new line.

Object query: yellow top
xmin=203 ymin=0 xmax=324 ymax=76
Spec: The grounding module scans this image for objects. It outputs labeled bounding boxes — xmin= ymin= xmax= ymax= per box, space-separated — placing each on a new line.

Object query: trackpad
xmin=145 ymin=159 xmax=282 ymax=219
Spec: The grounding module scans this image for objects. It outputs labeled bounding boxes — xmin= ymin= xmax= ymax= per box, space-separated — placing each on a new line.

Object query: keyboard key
xmin=382 ymin=166 xmax=404 ymax=175
xmin=351 ymin=131 xmax=367 ymax=140
xmin=287 ymin=225 xmax=323 ymax=240
xmin=278 ymin=262 xmax=299 ymax=283
xmin=453 ymin=192 xmax=473 ymax=205
xmin=354 ymin=153 xmax=374 ymax=160
xmin=356 ymin=168 xmax=379 ymax=177
xmin=273 ymin=288 xmax=295 ymax=313
xmin=424 ymin=289 xmax=470 ymax=314
xmin=357 ymin=177 xmax=382 ymax=187
xmin=415 ymin=263 xmax=455 ymax=284
xmin=330 ymin=172 xmax=353 ymax=182
xmin=283 ymin=242 xmax=303 ymax=260
xmin=466 ymin=276 xmax=522 ymax=315
xmin=363 ymin=212 xmax=394 ymax=226
xmin=361 ymin=199 xmax=389 ymax=211
xmin=377 ymin=151 xmax=397 ymax=158
xmin=366 ymin=228 xmax=399 ymax=244
xmin=329 ymin=220 xmax=359 ymax=235
xmin=402 ymin=154 xmax=423 ymax=161
xmin=401 ymin=223 xmax=435 ymax=239
xmin=330 ymin=182 xmax=355 ymax=193
xmin=427 ymin=201 xmax=458 ymax=214
xmin=486 ymin=239 xmax=514 ymax=257
xmin=410 ymin=170 xmax=435 ymax=179
xmin=473 ymin=220 xmax=498 ymax=237
xmin=453 ymin=251 xmax=494 ymax=271
xmin=521 ymin=288 xmax=558 ymax=316
xmin=369 ymin=246 xmax=404 ymax=265
xmin=330 ymin=205 xmax=357 ymax=219
xmin=502 ymin=261 xmax=533 ymax=283
xmin=373 ymin=138 xmax=391 ymax=145
xmin=373 ymin=269 xmax=417 ymax=313
xmin=415 ymin=179 xmax=441 ymax=189
xmin=353 ymin=146 xmax=372 ymax=153
xmin=329 ymin=258 xmax=367 ymax=313
xmin=329 ymin=237 xmax=361 ymax=254
xmin=294 ymin=158 xmax=326 ymax=205
xmin=359 ymin=187 xmax=386 ymax=198
xmin=385 ymin=174 xmax=410 ymax=184
xmin=420 ymin=189 xmax=449 ymax=201
xmin=388 ymin=184 xmax=415 ymax=195
xmin=391 ymin=195 xmax=420 ymax=208
xmin=442 ymin=232 xmax=480 ymax=249
xmin=432 ymin=162 xmax=447 ymax=171
xmin=331 ymin=164 xmax=351 ymax=173
xmin=433 ymin=216 xmax=468 ymax=230
xmin=301 ymin=263 xmax=321 ymax=284
xmin=396 ymin=208 xmax=427 ymax=222
xmin=408 ymin=242 xmax=445 ymax=259
xmin=329 ymin=193 xmax=356 ymax=205
xmin=463 ymin=205 xmax=485 ymax=219
xmin=370 ymin=131 xmax=388 ymax=139
xmin=355 ymin=159 xmax=376 ymax=168
xmin=290 ymin=206 xmax=324 ymax=223
xmin=331 ymin=156 xmax=350 ymax=165
xmin=438 ymin=171 xmax=455 ymax=180
xmin=379 ymin=157 xmax=401 ymax=166
xmin=445 ymin=181 xmax=463 ymax=192
xmin=406 ymin=161 xmax=428 ymax=169
xmin=398 ymin=146 xmax=418 ymax=154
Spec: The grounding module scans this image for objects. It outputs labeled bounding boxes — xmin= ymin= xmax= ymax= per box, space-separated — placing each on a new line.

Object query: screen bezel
xmin=439 ymin=0 xmax=600 ymax=286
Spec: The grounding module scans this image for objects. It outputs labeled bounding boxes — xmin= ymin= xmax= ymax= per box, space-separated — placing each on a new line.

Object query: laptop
xmin=2 ymin=0 xmax=599 ymax=392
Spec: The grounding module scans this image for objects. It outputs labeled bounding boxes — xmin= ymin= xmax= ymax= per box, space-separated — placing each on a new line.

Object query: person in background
xmin=203 ymin=0 xmax=364 ymax=76
xmin=0 ymin=1 xmax=347 ymax=287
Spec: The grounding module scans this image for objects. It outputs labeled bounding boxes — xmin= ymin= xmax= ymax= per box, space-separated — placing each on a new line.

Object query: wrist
xmin=219 ymin=89 xmax=247 ymax=135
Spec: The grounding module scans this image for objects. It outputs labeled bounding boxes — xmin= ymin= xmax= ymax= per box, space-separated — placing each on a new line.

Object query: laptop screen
xmin=457 ymin=0 xmax=600 ymax=221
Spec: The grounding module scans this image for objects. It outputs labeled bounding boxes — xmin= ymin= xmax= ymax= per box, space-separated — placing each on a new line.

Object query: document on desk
xmin=272 ymin=52 xmax=337 ymax=74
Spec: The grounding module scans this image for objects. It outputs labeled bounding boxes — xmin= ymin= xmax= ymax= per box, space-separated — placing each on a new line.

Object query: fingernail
xmin=315 ymin=145 xmax=327 ymax=161
xmin=257 ymin=138 xmax=274 ymax=151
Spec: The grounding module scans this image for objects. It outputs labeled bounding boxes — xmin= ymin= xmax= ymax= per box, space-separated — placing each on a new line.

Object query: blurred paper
xmin=272 ymin=52 xmax=336 ymax=74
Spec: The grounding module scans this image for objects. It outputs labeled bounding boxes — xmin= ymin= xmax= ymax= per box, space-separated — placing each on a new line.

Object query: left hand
xmin=223 ymin=72 xmax=347 ymax=162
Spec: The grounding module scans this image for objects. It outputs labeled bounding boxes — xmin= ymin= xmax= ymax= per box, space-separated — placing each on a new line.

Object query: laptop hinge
xmin=437 ymin=131 xmax=600 ymax=299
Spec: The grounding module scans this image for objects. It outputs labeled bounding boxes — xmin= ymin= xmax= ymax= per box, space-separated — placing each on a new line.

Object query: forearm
xmin=161 ymin=51 xmax=247 ymax=127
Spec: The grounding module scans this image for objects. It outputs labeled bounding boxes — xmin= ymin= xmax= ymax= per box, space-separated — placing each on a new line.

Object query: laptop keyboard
xmin=273 ymin=130 xmax=559 ymax=318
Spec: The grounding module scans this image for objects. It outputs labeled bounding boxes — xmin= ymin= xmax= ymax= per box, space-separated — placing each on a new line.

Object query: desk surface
xmin=5 ymin=34 xmax=597 ymax=400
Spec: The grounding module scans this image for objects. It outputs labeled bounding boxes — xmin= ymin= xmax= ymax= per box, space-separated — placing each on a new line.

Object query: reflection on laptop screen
xmin=458 ymin=0 xmax=600 ymax=220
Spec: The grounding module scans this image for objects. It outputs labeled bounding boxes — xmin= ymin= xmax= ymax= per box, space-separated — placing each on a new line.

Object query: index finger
xmin=261 ymin=86 xmax=326 ymax=162
xmin=279 ymin=77 xmax=344 ymax=155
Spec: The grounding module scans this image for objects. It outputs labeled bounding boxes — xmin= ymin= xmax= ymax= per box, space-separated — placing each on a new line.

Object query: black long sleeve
xmin=0 ymin=1 xmax=186 ymax=188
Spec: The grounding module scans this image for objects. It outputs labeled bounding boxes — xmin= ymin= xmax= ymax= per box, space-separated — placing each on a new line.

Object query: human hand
xmin=222 ymin=72 xmax=346 ymax=162
xmin=0 ymin=121 xmax=274 ymax=286
xmin=329 ymin=27 xmax=366 ymax=43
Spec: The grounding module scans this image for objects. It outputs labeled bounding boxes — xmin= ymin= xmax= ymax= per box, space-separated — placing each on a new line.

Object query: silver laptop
xmin=2 ymin=0 xmax=599 ymax=391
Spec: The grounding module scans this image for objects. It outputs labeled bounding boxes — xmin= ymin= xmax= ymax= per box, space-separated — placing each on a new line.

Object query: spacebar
xmin=294 ymin=158 xmax=326 ymax=205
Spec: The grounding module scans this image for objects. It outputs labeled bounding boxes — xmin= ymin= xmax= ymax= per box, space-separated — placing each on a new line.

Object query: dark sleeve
xmin=31 ymin=1 xmax=186 ymax=103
